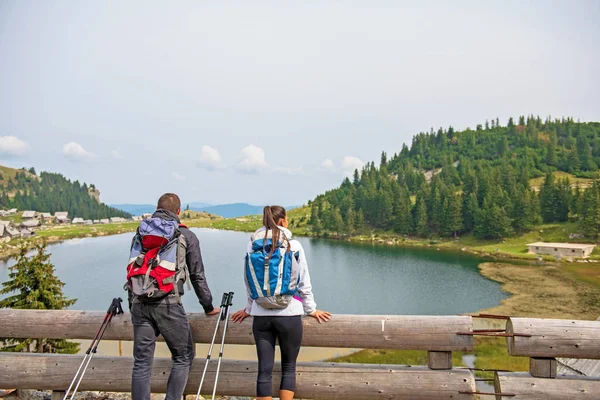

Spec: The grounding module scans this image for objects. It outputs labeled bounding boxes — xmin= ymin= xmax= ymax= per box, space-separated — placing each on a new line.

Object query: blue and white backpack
xmin=245 ymin=228 xmax=301 ymax=309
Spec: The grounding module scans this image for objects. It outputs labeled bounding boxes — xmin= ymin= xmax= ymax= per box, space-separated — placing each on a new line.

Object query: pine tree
xmin=443 ymin=193 xmax=462 ymax=237
xmin=413 ymin=196 xmax=429 ymax=237
xmin=0 ymin=243 xmax=78 ymax=353
xmin=540 ymin=173 xmax=557 ymax=223
xmin=579 ymin=181 xmax=600 ymax=238
xmin=346 ymin=208 xmax=356 ymax=235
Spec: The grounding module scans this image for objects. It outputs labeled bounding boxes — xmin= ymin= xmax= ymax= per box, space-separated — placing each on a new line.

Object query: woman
xmin=231 ymin=205 xmax=331 ymax=400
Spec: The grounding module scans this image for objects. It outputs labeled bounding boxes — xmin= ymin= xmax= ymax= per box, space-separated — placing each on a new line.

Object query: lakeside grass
xmin=0 ymin=211 xmax=222 ymax=260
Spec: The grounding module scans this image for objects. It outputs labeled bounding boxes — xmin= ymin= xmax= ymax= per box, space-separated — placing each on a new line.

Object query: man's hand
xmin=206 ymin=307 xmax=220 ymax=316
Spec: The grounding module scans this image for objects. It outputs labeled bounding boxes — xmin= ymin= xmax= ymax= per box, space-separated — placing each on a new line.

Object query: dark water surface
xmin=0 ymin=228 xmax=508 ymax=314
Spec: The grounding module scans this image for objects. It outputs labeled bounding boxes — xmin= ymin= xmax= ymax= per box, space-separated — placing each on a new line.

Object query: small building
xmin=20 ymin=219 xmax=40 ymax=228
xmin=132 ymin=216 xmax=142 ymax=222
xmin=93 ymin=219 xmax=100 ymax=224
xmin=527 ymin=242 xmax=596 ymax=258
xmin=110 ymin=217 xmax=127 ymax=223
xmin=40 ymin=212 xmax=53 ymax=221
xmin=22 ymin=211 xmax=36 ymax=219
xmin=7 ymin=209 xmax=17 ymax=215
xmin=54 ymin=211 xmax=70 ymax=224
xmin=20 ymin=228 xmax=35 ymax=239
xmin=100 ymin=219 xmax=110 ymax=224
xmin=5 ymin=227 xmax=20 ymax=239
xmin=72 ymin=218 xmax=85 ymax=224
xmin=84 ymin=219 xmax=93 ymax=225
xmin=141 ymin=213 xmax=152 ymax=219
xmin=0 ymin=220 xmax=10 ymax=228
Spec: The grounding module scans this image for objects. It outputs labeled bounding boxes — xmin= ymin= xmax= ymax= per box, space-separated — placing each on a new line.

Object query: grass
xmin=329 ymin=349 xmax=466 ymax=367
xmin=472 ymin=337 xmax=529 ymax=379
xmin=193 ymin=206 xmax=312 ymax=235
xmin=529 ymin=171 xmax=593 ymax=189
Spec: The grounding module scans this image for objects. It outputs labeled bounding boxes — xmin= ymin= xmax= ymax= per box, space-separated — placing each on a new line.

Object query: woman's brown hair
xmin=263 ymin=205 xmax=290 ymax=257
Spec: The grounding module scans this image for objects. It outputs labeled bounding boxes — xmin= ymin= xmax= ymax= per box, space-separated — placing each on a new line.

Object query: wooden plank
xmin=507 ymin=318 xmax=600 ymax=359
xmin=495 ymin=371 xmax=600 ymax=400
xmin=0 ymin=309 xmax=474 ymax=351
xmin=427 ymin=351 xmax=452 ymax=370
xmin=529 ymin=357 xmax=557 ymax=378
xmin=0 ymin=353 xmax=476 ymax=400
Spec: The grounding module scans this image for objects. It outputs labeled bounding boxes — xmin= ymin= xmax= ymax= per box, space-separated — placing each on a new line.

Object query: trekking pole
xmin=195 ymin=293 xmax=230 ymax=400
xmin=63 ymin=297 xmax=124 ymax=400
xmin=211 ymin=292 xmax=234 ymax=400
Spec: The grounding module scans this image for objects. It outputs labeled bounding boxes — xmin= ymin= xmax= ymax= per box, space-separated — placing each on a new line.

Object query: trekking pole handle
xmin=227 ymin=292 xmax=234 ymax=306
xmin=108 ymin=297 xmax=124 ymax=315
xmin=220 ymin=293 xmax=229 ymax=307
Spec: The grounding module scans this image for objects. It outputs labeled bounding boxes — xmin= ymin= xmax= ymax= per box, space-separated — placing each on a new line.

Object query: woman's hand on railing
xmin=309 ymin=310 xmax=332 ymax=324
xmin=231 ymin=309 xmax=250 ymax=323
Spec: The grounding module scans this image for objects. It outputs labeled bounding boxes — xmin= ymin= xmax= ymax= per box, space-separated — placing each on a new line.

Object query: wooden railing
xmin=494 ymin=317 xmax=600 ymax=399
xmin=0 ymin=309 xmax=476 ymax=399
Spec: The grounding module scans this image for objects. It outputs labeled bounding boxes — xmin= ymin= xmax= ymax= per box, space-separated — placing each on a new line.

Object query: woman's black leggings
xmin=252 ymin=315 xmax=303 ymax=397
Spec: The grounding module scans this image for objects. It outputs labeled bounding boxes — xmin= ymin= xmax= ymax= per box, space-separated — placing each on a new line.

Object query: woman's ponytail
xmin=262 ymin=205 xmax=289 ymax=257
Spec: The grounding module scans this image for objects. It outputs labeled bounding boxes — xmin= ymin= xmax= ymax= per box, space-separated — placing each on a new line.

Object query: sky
xmin=0 ymin=1 xmax=599 ymax=206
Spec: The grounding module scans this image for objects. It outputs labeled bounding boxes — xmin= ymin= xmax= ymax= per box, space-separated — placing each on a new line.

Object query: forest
xmin=309 ymin=116 xmax=600 ymax=240
xmin=0 ymin=168 xmax=131 ymax=220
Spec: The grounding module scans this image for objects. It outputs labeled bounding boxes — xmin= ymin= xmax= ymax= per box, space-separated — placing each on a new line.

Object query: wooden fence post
xmin=428 ymin=351 xmax=452 ymax=370
xmin=529 ymin=357 xmax=557 ymax=378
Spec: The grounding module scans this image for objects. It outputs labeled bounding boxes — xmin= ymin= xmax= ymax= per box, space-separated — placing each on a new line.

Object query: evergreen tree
xmin=413 ymin=196 xmax=429 ymax=237
xmin=0 ymin=244 xmax=78 ymax=353
xmin=443 ymin=193 xmax=462 ymax=237
xmin=579 ymin=181 xmax=600 ymax=238
xmin=310 ymin=205 xmax=322 ymax=235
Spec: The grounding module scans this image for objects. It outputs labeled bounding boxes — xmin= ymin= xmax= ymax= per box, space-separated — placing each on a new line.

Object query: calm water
xmin=0 ymin=228 xmax=508 ymax=314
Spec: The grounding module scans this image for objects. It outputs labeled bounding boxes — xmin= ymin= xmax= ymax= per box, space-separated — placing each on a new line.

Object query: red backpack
xmin=126 ymin=218 xmax=188 ymax=303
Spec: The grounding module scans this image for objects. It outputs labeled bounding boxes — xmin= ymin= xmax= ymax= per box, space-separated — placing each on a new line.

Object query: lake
xmin=0 ymin=228 xmax=508 ymax=315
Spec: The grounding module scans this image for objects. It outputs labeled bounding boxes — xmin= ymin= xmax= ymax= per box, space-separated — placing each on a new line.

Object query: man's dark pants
xmin=131 ymin=301 xmax=194 ymax=400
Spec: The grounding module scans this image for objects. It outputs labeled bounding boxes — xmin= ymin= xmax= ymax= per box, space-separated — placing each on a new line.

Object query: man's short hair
xmin=157 ymin=193 xmax=181 ymax=214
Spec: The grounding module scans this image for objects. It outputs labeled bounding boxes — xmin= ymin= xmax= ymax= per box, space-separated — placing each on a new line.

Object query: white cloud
xmin=237 ymin=144 xmax=268 ymax=174
xmin=63 ymin=142 xmax=96 ymax=162
xmin=198 ymin=145 xmax=223 ymax=170
xmin=321 ymin=159 xmax=335 ymax=170
xmin=111 ymin=149 xmax=123 ymax=159
xmin=341 ymin=156 xmax=364 ymax=177
xmin=273 ymin=166 xmax=304 ymax=175
xmin=0 ymin=136 xmax=30 ymax=157
xmin=172 ymin=172 xmax=186 ymax=181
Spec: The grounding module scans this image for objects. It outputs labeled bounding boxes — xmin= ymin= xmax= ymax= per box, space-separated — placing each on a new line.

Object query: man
xmin=129 ymin=193 xmax=220 ymax=400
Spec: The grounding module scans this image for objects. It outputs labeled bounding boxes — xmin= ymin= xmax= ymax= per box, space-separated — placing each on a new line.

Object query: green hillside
xmin=0 ymin=165 xmax=131 ymax=220
xmin=308 ymin=116 xmax=600 ymax=241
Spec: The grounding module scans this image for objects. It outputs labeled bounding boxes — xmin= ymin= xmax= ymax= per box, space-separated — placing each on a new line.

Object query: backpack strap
xmin=273 ymin=247 xmax=286 ymax=296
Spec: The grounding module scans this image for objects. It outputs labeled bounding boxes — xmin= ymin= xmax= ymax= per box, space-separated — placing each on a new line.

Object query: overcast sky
xmin=0 ymin=1 xmax=599 ymax=205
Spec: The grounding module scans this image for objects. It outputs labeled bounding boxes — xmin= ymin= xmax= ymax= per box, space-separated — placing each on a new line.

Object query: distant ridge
xmin=112 ymin=202 xmax=302 ymax=218
xmin=191 ymin=203 xmax=263 ymax=218
xmin=110 ymin=204 xmax=156 ymax=216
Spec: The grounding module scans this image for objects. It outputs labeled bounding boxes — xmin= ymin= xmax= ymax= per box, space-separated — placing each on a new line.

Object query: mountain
xmin=0 ymin=165 xmax=131 ymax=219
xmin=110 ymin=204 xmax=157 ymax=216
xmin=111 ymin=202 xmax=302 ymax=218
xmin=190 ymin=203 xmax=264 ymax=218
xmin=307 ymin=116 xmax=600 ymax=240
